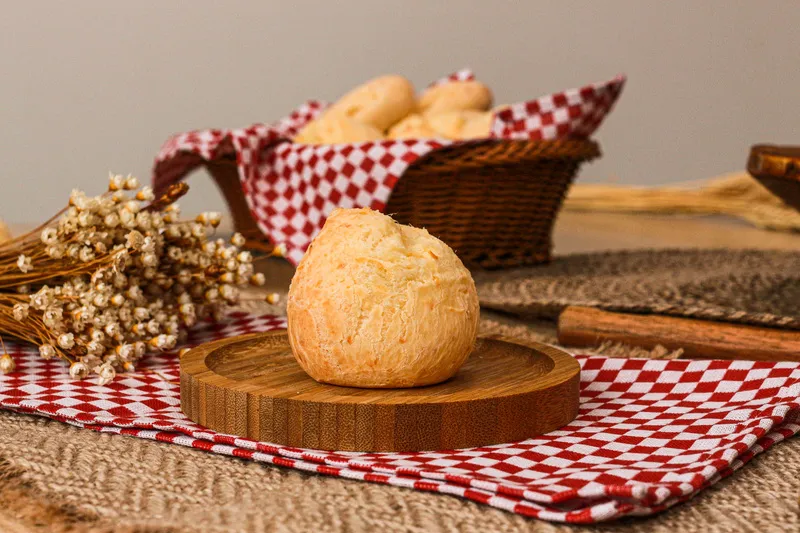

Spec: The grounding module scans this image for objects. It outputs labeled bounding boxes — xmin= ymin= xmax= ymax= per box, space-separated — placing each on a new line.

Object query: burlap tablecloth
xmin=475 ymin=249 xmax=800 ymax=330
xmin=1 ymin=250 xmax=798 ymax=532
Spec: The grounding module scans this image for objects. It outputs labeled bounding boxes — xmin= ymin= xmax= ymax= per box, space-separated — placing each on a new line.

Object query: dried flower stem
xmin=0 ymin=175 xmax=268 ymax=383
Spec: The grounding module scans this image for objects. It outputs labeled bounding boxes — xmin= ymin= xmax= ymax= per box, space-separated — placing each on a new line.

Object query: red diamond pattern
xmin=0 ymin=312 xmax=796 ymax=523
xmin=152 ymin=71 xmax=625 ymax=265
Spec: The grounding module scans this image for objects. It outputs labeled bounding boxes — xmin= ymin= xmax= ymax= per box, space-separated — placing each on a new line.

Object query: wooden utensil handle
xmin=557 ymin=306 xmax=800 ymax=362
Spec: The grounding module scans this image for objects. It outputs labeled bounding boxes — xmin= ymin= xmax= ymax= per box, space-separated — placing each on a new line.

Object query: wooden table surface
xmin=553 ymin=211 xmax=800 ymax=254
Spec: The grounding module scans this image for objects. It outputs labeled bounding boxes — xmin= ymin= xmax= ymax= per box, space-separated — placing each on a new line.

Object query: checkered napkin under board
xmin=0 ymin=313 xmax=797 ymax=523
xmin=152 ymin=70 xmax=625 ymax=265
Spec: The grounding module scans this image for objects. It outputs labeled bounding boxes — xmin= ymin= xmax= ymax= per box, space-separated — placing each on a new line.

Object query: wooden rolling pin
xmin=557 ymin=306 xmax=800 ymax=362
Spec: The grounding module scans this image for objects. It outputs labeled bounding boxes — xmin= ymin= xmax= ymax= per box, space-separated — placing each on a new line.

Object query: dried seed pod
xmin=0 ymin=176 xmax=260 ymax=383
xmin=0 ymin=354 xmax=15 ymax=374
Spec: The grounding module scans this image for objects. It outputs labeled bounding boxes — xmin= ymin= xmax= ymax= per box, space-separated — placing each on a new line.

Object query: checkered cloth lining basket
xmin=153 ymin=70 xmax=623 ymax=268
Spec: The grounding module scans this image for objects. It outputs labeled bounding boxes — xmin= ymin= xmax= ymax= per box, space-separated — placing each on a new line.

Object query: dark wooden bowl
xmin=747 ymin=144 xmax=800 ymax=212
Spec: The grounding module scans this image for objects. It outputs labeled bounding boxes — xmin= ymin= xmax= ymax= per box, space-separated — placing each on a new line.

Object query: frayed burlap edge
xmin=478 ymin=312 xmax=684 ymax=360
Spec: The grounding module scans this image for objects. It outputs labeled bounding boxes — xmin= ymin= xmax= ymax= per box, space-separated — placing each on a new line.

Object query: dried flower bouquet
xmin=0 ymin=174 xmax=274 ymax=384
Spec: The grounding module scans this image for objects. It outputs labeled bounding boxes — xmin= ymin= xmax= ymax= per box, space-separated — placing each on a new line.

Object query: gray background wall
xmin=1 ymin=1 xmax=797 ymax=222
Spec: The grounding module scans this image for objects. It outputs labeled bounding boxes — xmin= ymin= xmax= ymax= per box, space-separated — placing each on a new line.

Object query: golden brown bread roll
xmin=417 ymin=81 xmax=493 ymax=116
xmin=287 ymin=208 xmax=479 ymax=388
xmin=427 ymin=110 xmax=493 ymax=140
xmin=325 ymin=75 xmax=416 ymax=131
xmin=294 ymin=114 xmax=385 ymax=144
xmin=386 ymin=114 xmax=440 ymax=140
xmin=293 ymin=121 xmax=323 ymax=144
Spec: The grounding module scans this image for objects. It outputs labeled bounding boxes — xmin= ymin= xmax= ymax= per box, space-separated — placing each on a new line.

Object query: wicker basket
xmin=207 ymin=139 xmax=600 ymax=269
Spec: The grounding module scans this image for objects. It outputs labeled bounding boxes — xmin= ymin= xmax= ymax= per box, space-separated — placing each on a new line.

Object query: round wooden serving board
xmin=180 ymin=331 xmax=580 ymax=452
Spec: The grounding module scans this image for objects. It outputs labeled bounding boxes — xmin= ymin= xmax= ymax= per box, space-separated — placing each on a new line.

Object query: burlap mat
xmin=1 ymin=252 xmax=799 ymax=532
xmin=475 ymin=249 xmax=800 ymax=330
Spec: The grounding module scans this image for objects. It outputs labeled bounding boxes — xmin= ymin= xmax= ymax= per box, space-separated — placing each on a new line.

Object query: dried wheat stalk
xmin=0 ymin=174 xmax=278 ymax=384
xmin=564 ymin=172 xmax=800 ymax=232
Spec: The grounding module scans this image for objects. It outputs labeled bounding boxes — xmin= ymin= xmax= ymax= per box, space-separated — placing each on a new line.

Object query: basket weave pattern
xmin=211 ymin=139 xmax=599 ymax=269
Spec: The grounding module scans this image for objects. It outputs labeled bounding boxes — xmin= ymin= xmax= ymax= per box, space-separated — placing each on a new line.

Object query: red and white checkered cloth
xmin=152 ymin=71 xmax=625 ymax=265
xmin=0 ymin=312 xmax=797 ymax=523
